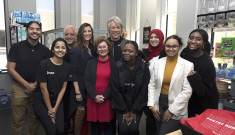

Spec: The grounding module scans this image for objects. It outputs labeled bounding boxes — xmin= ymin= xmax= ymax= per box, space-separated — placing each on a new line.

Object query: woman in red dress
xmin=85 ymin=38 xmax=115 ymax=134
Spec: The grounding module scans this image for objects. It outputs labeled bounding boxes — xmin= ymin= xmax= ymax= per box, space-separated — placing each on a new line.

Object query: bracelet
xmin=76 ymin=93 xmax=81 ymax=95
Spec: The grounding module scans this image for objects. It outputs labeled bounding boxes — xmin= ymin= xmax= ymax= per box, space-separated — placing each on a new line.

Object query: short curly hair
xmin=93 ymin=38 xmax=112 ymax=53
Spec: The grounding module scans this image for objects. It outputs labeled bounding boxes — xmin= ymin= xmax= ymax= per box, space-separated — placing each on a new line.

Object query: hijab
xmin=148 ymin=29 xmax=164 ymax=60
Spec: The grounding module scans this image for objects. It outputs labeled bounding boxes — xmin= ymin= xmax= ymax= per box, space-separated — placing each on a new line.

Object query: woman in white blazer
xmin=148 ymin=35 xmax=194 ymax=135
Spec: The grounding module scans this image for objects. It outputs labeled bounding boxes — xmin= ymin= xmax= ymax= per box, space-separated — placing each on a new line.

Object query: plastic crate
xmin=223 ymin=98 xmax=235 ymax=112
xmin=0 ymin=94 xmax=12 ymax=110
xmin=179 ymin=122 xmax=204 ymax=135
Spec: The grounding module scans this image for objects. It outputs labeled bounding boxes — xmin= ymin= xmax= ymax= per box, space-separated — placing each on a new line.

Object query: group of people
xmin=7 ymin=15 xmax=219 ymax=135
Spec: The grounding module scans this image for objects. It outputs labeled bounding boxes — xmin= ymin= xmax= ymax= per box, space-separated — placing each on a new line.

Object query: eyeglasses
xmin=164 ymin=45 xmax=179 ymax=49
xmin=97 ymin=46 xmax=108 ymax=50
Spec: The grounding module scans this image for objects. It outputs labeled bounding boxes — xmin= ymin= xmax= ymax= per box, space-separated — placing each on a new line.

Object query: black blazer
xmin=85 ymin=58 xmax=117 ymax=101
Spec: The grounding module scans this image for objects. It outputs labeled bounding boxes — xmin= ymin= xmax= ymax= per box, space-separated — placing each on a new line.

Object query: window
xmin=0 ymin=0 xmax=7 ymax=69
xmin=36 ymin=0 xmax=55 ymax=32
xmin=81 ymin=0 xmax=93 ymax=27
xmin=166 ymin=0 xmax=177 ymax=37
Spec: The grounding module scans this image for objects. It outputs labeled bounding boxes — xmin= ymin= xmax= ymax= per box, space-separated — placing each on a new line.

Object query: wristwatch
xmin=76 ymin=93 xmax=81 ymax=95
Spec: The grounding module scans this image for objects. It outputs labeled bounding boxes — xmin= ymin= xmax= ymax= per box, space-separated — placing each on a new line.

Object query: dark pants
xmin=33 ymin=101 xmax=64 ymax=135
xmin=92 ymin=121 xmax=113 ymax=135
xmin=144 ymin=107 xmax=156 ymax=135
xmin=116 ymin=110 xmax=142 ymax=135
xmin=63 ymin=82 xmax=71 ymax=133
xmin=188 ymin=105 xmax=201 ymax=118
xmin=156 ymin=94 xmax=179 ymax=135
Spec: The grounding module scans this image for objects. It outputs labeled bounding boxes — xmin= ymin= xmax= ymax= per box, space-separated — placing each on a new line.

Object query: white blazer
xmin=148 ymin=56 xmax=194 ymax=120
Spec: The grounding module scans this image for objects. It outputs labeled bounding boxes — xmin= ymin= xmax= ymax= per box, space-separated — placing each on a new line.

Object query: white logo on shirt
xmin=69 ymin=75 xmax=72 ymax=77
xmin=47 ymin=71 xmax=54 ymax=75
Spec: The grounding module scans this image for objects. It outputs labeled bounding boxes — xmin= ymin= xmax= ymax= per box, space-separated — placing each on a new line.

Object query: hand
xmin=151 ymin=108 xmax=161 ymax=121
xmin=129 ymin=112 xmax=136 ymax=125
xmin=188 ymin=70 xmax=196 ymax=76
xmin=24 ymin=82 xmax=36 ymax=94
xmin=48 ymin=108 xmax=57 ymax=124
xmin=76 ymin=94 xmax=83 ymax=102
xmin=95 ymin=95 xmax=104 ymax=103
xmin=162 ymin=110 xmax=173 ymax=123
xmin=122 ymin=112 xmax=130 ymax=125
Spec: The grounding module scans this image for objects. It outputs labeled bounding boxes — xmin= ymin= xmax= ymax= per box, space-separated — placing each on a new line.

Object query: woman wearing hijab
xmin=180 ymin=29 xmax=219 ymax=118
xmin=143 ymin=29 xmax=166 ymax=135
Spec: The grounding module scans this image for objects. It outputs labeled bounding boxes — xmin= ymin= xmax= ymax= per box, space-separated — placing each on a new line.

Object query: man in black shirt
xmin=8 ymin=21 xmax=51 ymax=135
xmin=107 ymin=16 xmax=128 ymax=62
xmin=63 ymin=25 xmax=77 ymax=135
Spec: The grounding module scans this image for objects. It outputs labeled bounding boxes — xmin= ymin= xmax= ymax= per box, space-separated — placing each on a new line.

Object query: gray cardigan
xmin=85 ymin=58 xmax=117 ymax=101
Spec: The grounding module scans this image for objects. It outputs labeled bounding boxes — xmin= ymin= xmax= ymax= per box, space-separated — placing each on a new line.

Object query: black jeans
xmin=91 ymin=121 xmax=113 ymax=135
xmin=33 ymin=101 xmax=64 ymax=135
xmin=63 ymin=82 xmax=71 ymax=133
xmin=144 ymin=106 xmax=156 ymax=135
xmin=156 ymin=94 xmax=179 ymax=135
xmin=116 ymin=110 xmax=142 ymax=135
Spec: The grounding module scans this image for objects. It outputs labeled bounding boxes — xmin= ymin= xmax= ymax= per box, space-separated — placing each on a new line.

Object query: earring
xmin=201 ymin=45 xmax=204 ymax=49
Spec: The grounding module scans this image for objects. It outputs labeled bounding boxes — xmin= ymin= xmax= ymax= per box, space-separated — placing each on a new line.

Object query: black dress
xmin=68 ymin=43 xmax=97 ymax=118
xmin=180 ymin=47 xmax=219 ymax=117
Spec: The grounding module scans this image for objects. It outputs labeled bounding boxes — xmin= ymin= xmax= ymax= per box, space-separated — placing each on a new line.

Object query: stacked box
xmin=11 ymin=11 xmax=41 ymax=24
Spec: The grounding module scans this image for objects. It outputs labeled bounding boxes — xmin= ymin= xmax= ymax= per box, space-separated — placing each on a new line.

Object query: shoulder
xmin=180 ymin=46 xmax=190 ymax=58
xmin=109 ymin=58 xmax=116 ymax=65
xmin=87 ymin=58 xmax=97 ymax=65
xmin=71 ymin=46 xmax=81 ymax=53
xmin=39 ymin=58 xmax=50 ymax=66
xmin=179 ymin=56 xmax=193 ymax=65
xmin=10 ymin=41 xmax=25 ymax=49
xmin=39 ymin=43 xmax=49 ymax=50
xmin=63 ymin=61 xmax=71 ymax=68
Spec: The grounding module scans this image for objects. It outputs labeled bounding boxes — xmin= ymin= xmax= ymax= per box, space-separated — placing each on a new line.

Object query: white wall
xmin=8 ymin=0 xmax=36 ymax=14
xmin=176 ymin=0 xmax=198 ymax=49
xmin=139 ymin=0 xmax=164 ymax=50
xmin=99 ymin=0 xmax=116 ymax=30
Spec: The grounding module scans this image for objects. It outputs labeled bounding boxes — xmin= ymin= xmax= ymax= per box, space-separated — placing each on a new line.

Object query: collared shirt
xmin=8 ymin=40 xmax=51 ymax=82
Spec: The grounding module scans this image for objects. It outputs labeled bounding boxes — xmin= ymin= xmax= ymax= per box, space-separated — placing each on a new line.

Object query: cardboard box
xmin=13 ymin=10 xmax=21 ymax=17
xmin=221 ymin=37 xmax=235 ymax=57
xmin=22 ymin=18 xmax=29 ymax=23
xmin=22 ymin=12 xmax=28 ymax=18
xmin=28 ymin=12 xmax=35 ymax=19
xmin=215 ymin=43 xmax=221 ymax=56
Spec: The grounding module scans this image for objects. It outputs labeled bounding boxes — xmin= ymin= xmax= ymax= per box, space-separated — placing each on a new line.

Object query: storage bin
xmin=0 ymin=94 xmax=12 ymax=110
xmin=216 ymin=81 xmax=230 ymax=98
xmin=224 ymin=98 xmax=235 ymax=112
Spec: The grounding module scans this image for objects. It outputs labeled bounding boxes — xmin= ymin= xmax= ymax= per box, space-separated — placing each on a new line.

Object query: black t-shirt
xmin=33 ymin=58 xmax=72 ymax=103
xmin=8 ymin=40 xmax=51 ymax=82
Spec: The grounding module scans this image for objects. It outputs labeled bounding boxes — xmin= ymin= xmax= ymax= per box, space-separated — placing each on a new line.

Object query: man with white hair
xmin=63 ymin=25 xmax=77 ymax=135
xmin=107 ymin=16 xmax=128 ymax=62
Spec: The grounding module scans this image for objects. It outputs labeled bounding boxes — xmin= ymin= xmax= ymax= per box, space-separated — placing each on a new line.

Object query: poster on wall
xmin=143 ymin=26 xmax=151 ymax=44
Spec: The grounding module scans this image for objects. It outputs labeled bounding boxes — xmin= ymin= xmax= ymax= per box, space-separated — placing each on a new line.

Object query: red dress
xmin=87 ymin=56 xmax=114 ymax=122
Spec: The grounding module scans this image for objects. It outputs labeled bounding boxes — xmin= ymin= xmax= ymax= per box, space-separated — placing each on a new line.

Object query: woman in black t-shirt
xmin=33 ymin=38 xmax=72 ymax=135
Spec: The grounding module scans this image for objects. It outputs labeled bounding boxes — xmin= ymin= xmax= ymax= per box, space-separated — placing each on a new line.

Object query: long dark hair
xmin=188 ymin=29 xmax=210 ymax=55
xmin=74 ymin=23 xmax=94 ymax=54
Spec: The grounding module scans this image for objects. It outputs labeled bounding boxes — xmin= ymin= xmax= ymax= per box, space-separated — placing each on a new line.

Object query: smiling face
xmin=149 ymin=33 xmax=160 ymax=47
xmin=188 ymin=32 xmax=205 ymax=50
xmin=52 ymin=41 xmax=67 ymax=58
xmin=109 ymin=21 xmax=121 ymax=41
xmin=25 ymin=23 xmax=42 ymax=41
xmin=165 ymin=39 xmax=181 ymax=57
xmin=122 ymin=43 xmax=137 ymax=62
xmin=83 ymin=26 xmax=92 ymax=41
xmin=97 ymin=41 xmax=109 ymax=57
xmin=64 ymin=27 xmax=76 ymax=47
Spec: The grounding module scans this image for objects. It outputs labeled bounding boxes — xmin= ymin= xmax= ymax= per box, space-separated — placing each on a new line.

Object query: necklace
xmin=101 ymin=62 xmax=107 ymax=68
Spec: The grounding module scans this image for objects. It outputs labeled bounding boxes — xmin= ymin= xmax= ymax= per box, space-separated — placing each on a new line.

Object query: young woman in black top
xmin=180 ymin=29 xmax=219 ymax=117
xmin=33 ymin=38 xmax=72 ymax=135
xmin=111 ymin=41 xmax=150 ymax=135
xmin=69 ymin=23 xmax=96 ymax=135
